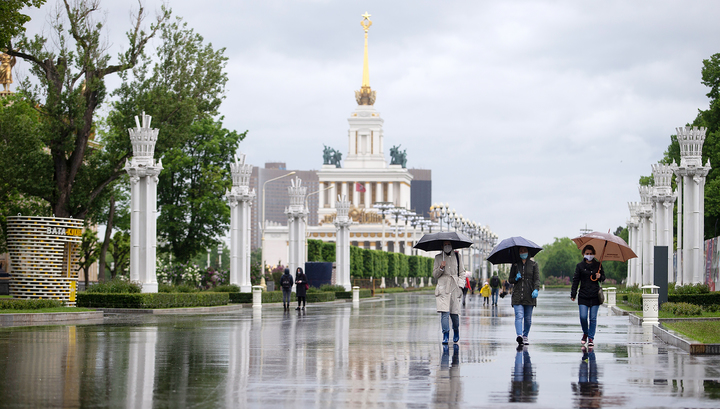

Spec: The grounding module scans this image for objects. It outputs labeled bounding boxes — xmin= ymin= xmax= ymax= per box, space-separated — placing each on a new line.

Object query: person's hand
xmin=440 ymin=260 xmax=446 ymax=269
xmin=531 ymin=289 xmax=538 ymax=298
xmin=571 ymin=297 xmax=575 ymax=301
xmin=515 ymin=272 xmax=522 ymax=281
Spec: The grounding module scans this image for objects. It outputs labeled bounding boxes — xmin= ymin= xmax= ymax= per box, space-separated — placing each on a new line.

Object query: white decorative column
xmin=125 ymin=113 xmax=163 ymax=293
xmin=334 ymin=195 xmax=352 ymax=291
xmin=627 ymin=203 xmax=640 ymax=286
xmin=228 ymin=153 xmax=256 ymax=292
xmin=652 ymin=164 xmax=677 ymax=284
xmin=675 ymin=126 xmax=711 ymax=284
xmin=286 ymin=177 xmax=308 ymax=283
xmin=638 ymin=186 xmax=654 ymax=285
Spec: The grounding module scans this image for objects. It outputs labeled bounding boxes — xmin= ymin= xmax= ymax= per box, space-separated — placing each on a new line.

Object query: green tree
xmin=77 ymin=226 xmax=99 ymax=288
xmin=534 ymin=237 xmax=579 ymax=280
xmin=106 ymin=231 xmax=129 ymax=279
xmin=602 ymin=226 xmax=629 ymax=282
xmin=0 ymin=0 xmax=46 ymax=48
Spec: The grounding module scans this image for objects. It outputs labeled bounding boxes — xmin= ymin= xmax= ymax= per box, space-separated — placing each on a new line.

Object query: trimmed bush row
xmin=229 ymin=290 xmax=342 ymax=304
xmin=308 ymin=239 xmax=434 ymax=278
xmin=668 ymin=293 xmax=720 ymax=306
xmin=0 ymin=299 xmax=64 ymax=310
xmin=660 ymin=302 xmax=703 ymax=316
xmin=77 ymin=293 xmax=229 ymax=309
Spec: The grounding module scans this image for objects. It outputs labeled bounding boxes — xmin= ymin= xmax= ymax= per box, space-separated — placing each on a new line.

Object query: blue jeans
xmin=282 ymin=288 xmax=291 ymax=304
xmin=513 ymin=304 xmax=534 ymax=337
xmin=440 ymin=312 xmax=459 ymax=334
xmin=491 ymin=288 xmax=499 ymax=304
xmin=578 ymin=304 xmax=600 ymax=338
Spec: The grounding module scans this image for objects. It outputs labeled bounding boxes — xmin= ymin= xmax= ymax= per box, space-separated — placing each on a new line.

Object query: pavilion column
xmin=318 ymin=182 xmax=325 ymax=208
xmin=675 ymin=126 xmax=711 ymax=284
xmin=652 ymin=163 xmax=676 ymax=284
xmin=228 ymin=152 xmax=256 ymax=292
xmin=387 ymin=182 xmax=394 ymax=206
xmin=286 ymin=177 xmax=308 ymax=285
xmin=334 ymin=195 xmax=352 ymax=291
xmin=627 ymin=202 xmax=640 ymax=286
xmin=376 ymin=181 xmax=383 ymax=202
xmin=125 ymin=113 xmax=162 ymax=293
xmin=639 ymin=186 xmax=654 ymax=285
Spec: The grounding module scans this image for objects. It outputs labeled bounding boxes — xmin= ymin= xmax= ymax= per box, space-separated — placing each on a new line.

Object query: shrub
xmin=660 ymin=302 xmax=703 ymax=316
xmin=544 ymin=276 xmax=571 ymax=286
xmin=77 ymin=292 xmax=228 ymax=308
xmin=0 ymin=299 xmax=64 ymax=309
xmin=156 ymin=262 xmax=202 ymax=288
xmin=210 ymin=285 xmax=240 ymax=293
xmin=669 ymin=283 xmax=710 ymax=295
xmin=668 ymin=292 xmax=720 ymax=307
xmin=319 ymin=284 xmax=346 ymax=292
xmin=321 ymin=242 xmax=336 ymax=262
xmin=308 ymin=239 xmax=323 ymax=262
xmin=201 ymin=267 xmax=229 ymax=289
xmin=85 ymin=277 xmax=142 ymax=293
xmin=705 ymin=304 xmax=720 ymax=313
xmin=625 ymin=293 xmax=643 ymax=309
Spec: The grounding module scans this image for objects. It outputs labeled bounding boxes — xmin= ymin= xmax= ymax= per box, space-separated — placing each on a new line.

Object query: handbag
xmin=305 ymin=283 xmax=309 ymax=290
xmin=598 ymin=286 xmax=604 ymax=305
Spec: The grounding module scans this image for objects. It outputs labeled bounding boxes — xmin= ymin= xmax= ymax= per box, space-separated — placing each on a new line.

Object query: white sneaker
xmin=523 ymin=336 xmax=529 ymax=345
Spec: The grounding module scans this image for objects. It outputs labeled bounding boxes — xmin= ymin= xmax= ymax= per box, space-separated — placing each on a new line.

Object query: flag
xmin=355 ymin=182 xmax=366 ymax=192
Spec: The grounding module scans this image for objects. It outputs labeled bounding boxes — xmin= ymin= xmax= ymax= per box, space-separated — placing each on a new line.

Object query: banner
xmin=704 ymin=236 xmax=720 ymax=291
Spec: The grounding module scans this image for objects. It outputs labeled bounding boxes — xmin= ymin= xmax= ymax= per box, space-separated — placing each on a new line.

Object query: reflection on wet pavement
xmin=0 ymin=289 xmax=719 ymax=408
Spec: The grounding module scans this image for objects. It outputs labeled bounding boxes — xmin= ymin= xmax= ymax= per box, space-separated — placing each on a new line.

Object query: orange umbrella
xmin=571 ymin=231 xmax=637 ymax=262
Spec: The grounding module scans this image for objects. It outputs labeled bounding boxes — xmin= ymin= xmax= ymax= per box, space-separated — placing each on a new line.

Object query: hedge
xmin=77 ymin=293 xmax=229 ymax=308
xmin=322 ymin=242 xmax=336 ymax=262
xmin=668 ymin=293 xmax=720 ymax=306
xmin=229 ymin=291 xmax=336 ymax=303
xmin=335 ymin=289 xmax=372 ymax=299
xmin=0 ymin=299 xmax=64 ymax=310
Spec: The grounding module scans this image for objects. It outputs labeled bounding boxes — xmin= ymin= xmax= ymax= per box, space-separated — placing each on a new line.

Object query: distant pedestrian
xmin=508 ymin=246 xmax=541 ymax=346
xmin=280 ymin=268 xmax=294 ymax=311
xmin=571 ymin=245 xmax=605 ymax=347
xmin=434 ymin=241 xmax=466 ymax=344
xmin=490 ymin=273 xmax=501 ymax=306
xmin=462 ymin=276 xmax=471 ymax=307
xmin=469 ymin=278 xmax=477 ymax=295
xmin=295 ymin=267 xmax=308 ymax=310
xmin=480 ymin=281 xmax=491 ymax=306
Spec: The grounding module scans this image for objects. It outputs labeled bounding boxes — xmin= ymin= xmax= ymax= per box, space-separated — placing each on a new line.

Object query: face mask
xmin=443 ymin=244 xmax=452 ymax=254
xmin=519 ymin=253 xmax=528 ymax=260
xmin=584 ymin=254 xmax=594 ymax=261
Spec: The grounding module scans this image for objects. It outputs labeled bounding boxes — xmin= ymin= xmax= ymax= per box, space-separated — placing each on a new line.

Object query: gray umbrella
xmin=413 ymin=231 xmax=474 ymax=252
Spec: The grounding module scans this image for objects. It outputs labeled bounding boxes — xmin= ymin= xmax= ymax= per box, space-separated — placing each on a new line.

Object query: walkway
xmin=0 ymin=289 xmax=718 ymax=408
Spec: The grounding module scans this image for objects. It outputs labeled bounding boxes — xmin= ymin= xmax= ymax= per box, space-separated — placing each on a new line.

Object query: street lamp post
xmin=304 ymin=184 xmax=335 ymax=260
xmin=373 ymin=202 xmax=394 ymax=251
xmin=261 ymin=171 xmax=296 ymax=289
xmin=389 ymin=207 xmax=406 ymax=253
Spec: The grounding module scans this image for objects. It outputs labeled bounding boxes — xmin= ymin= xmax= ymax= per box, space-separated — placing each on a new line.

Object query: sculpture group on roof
xmin=390 ymin=145 xmax=407 ymax=168
xmin=323 ymin=145 xmax=343 ymax=168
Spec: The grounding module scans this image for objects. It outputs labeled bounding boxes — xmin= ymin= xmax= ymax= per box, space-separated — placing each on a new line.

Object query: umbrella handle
xmin=590 ymin=262 xmax=602 ymax=281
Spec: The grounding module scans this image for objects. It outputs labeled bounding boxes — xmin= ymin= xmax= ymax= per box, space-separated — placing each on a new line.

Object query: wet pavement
xmin=0 ymin=289 xmax=719 ymax=408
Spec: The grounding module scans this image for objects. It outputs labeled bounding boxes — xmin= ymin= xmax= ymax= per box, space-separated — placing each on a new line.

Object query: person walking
xmin=571 ymin=245 xmax=606 ymax=347
xmin=433 ymin=241 xmax=467 ymax=345
xmin=295 ymin=267 xmax=308 ymax=310
xmin=480 ymin=281 xmax=491 ymax=306
xmin=280 ymin=268 xmax=294 ymax=311
xmin=490 ymin=273 xmax=501 ymax=306
xmin=508 ymin=246 xmax=541 ymax=346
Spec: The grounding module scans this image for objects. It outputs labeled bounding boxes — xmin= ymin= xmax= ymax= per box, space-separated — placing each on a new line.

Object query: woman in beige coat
xmin=434 ymin=241 xmax=467 ymax=344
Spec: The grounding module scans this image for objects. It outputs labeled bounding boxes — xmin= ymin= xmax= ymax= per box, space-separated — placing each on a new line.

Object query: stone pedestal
xmin=252 ymin=285 xmax=263 ymax=308
xmin=352 ymin=286 xmax=360 ymax=303
xmin=228 ymin=153 xmax=256 ymax=293
xmin=125 ymin=113 xmax=162 ymax=293
xmin=607 ymin=287 xmax=617 ymax=307
xmin=641 ymin=285 xmax=660 ymax=326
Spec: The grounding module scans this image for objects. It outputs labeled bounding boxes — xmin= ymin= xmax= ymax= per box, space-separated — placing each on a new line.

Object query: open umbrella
xmin=413 ymin=231 xmax=473 ymax=252
xmin=571 ymin=231 xmax=637 ymax=262
xmin=487 ymin=236 xmax=543 ymax=265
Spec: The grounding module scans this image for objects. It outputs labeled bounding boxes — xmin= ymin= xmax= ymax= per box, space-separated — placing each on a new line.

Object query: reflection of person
xmin=280 ymin=268 xmax=294 ymax=311
xmin=480 ymin=281 xmax=491 ymax=306
xmin=0 ymin=53 xmax=16 ymax=92
xmin=508 ymin=247 xmax=540 ymax=346
xmin=572 ymin=347 xmax=602 ymax=408
xmin=571 ymin=245 xmax=606 ymax=347
xmin=295 ymin=267 xmax=308 ymax=310
xmin=434 ymin=241 xmax=466 ymax=344
xmin=435 ymin=344 xmax=461 ymax=405
xmin=509 ymin=347 xmax=538 ymax=403
xmin=490 ymin=273 xmax=501 ymax=305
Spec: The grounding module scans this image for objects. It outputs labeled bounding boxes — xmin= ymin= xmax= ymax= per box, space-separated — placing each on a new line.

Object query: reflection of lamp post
xmin=373 ymin=202 xmax=394 ymax=251
xmin=304 ymin=184 xmax=335 ymax=259
xmin=261 ymin=171 xmax=296 ymax=289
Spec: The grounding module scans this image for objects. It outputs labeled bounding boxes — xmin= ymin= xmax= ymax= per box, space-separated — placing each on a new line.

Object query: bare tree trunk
xmin=97 ymin=195 xmax=115 ymax=282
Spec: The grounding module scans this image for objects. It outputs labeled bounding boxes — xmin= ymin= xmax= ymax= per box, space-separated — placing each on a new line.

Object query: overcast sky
xmin=20 ymin=1 xmax=720 ymax=247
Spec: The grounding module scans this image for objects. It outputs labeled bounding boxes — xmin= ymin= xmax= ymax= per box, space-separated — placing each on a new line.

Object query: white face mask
xmin=443 ymin=244 xmax=452 ymax=254
xmin=584 ymin=254 xmax=594 ymax=261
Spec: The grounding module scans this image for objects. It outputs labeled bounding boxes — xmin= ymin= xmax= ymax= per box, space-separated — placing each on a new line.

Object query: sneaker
xmin=523 ymin=336 xmax=529 ymax=345
xmin=516 ymin=335 xmax=524 ymax=346
xmin=587 ymin=338 xmax=594 ymax=347
xmin=581 ymin=334 xmax=588 ymax=345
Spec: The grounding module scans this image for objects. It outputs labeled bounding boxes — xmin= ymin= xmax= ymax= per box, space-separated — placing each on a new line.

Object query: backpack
xmin=490 ymin=276 xmax=500 ymax=288
xmin=281 ymin=275 xmax=292 ymax=289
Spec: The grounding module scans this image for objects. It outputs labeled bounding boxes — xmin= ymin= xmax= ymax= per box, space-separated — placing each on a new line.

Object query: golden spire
xmin=355 ymin=12 xmax=376 ymax=105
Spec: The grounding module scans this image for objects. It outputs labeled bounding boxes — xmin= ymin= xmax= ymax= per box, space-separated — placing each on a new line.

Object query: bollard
xmin=641 ymin=285 xmax=659 ymax=325
xmin=607 ymin=287 xmax=617 ymax=307
xmin=252 ymin=285 xmax=263 ymax=308
xmin=419 ymin=277 xmax=424 ymax=288
xmin=352 ymin=286 xmax=360 ymax=303
xmin=380 ymin=277 xmax=386 ymax=289
xmin=542 ymin=284 xmax=545 ymax=291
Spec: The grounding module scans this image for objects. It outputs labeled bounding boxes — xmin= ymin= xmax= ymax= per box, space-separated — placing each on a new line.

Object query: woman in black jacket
xmin=295 ymin=267 xmax=308 ymax=310
xmin=571 ymin=245 xmax=605 ymax=347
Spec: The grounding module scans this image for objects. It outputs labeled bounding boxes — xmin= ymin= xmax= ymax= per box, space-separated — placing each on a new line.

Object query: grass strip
xmin=0 ymin=307 xmax=96 ymax=314
xmin=663 ymin=321 xmax=720 ymax=344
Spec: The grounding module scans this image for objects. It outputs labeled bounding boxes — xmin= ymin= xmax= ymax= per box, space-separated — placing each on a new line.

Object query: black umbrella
xmin=413 ymin=231 xmax=474 ymax=252
xmin=487 ymin=236 xmax=543 ymax=265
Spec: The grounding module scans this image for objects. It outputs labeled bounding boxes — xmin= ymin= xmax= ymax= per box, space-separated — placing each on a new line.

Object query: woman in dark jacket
xmin=508 ymin=246 xmax=541 ymax=346
xmin=295 ymin=267 xmax=308 ymax=310
xmin=571 ymin=245 xmax=606 ymax=347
